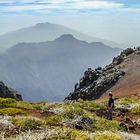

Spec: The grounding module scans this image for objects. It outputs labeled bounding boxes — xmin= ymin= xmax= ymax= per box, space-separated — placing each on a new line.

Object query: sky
xmin=0 ymin=0 xmax=140 ymax=46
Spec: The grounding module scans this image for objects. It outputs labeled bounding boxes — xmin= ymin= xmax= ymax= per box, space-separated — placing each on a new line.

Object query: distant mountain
xmin=0 ymin=34 xmax=121 ymax=101
xmin=65 ymin=47 xmax=140 ymax=101
xmin=0 ymin=22 xmax=123 ymax=52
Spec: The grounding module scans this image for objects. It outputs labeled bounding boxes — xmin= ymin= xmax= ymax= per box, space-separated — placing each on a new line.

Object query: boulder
xmin=113 ymin=55 xmax=123 ymax=65
xmin=121 ymin=48 xmax=134 ymax=56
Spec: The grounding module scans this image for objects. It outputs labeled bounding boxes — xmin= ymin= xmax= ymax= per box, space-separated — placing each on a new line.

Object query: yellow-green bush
xmin=45 ymin=115 xmax=64 ymax=126
xmin=0 ymin=108 xmax=26 ymax=115
xmin=94 ymin=117 xmax=121 ymax=132
xmin=70 ymin=99 xmax=107 ymax=112
xmin=46 ymin=127 xmax=89 ymax=140
xmin=11 ymin=117 xmax=44 ymax=130
xmin=62 ymin=106 xmax=86 ymax=119
xmin=0 ymin=97 xmax=47 ymax=110
xmin=32 ymin=102 xmax=47 ymax=110
xmin=131 ymin=106 xmax=140 ymax=115
xmin=118 ymin=98 xmax=139 ymax=106
xmin=0 ymin=98 xmax=17 ymax=107
xmin=7 ymin=100 xmax=46 ymax=110
xmin=92 ymin=132 xmax=125 ymax=140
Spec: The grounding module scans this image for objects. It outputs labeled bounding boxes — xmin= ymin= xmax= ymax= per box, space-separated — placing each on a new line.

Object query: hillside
xmin=0 ymin=22 xmax=123 ymax=52
xmin=0 ymin=97 xmax=140 ymax=139
xmin=0 ymin=35 xmax=121 ymax=102
xmin=103 ymin=47 xmax=140 ymax=98
xmin=65 ymin=47 xmax=140 ymax=101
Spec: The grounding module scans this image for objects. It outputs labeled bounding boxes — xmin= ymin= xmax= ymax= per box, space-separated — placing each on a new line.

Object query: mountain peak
xmin=35 ymin=22 xmax=58 ymax=28
xmin=55 ymin=34 xmax=77 ymax=41
xmin=36 ymin=22 xmax=51 ymax=26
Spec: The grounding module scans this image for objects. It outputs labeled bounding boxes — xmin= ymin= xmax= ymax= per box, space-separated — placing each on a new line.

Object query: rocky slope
xmin=0 ymin=81 xmax=22 ymax=100
xmin=65 ymin=47 xmax=140 ymax=101
xmin=103 ymin=47 xmax=140 ymax=98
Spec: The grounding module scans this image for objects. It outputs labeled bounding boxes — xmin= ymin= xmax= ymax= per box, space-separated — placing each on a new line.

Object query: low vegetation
xmin=92 ymin=132 xmax=125 ymax=140
xmin=0 ymin=108 xmax=26 ymax=115
xmin=0 ymin=97 xmax=139 ymax=139
xmin=117 ymin=98 xmax=140 ymax=106
xmin=45 ymin=115 xmax=63 ymax=126
xmin=10 ymin=117 xmax=44 ymax=130
xmin=131 ymin=106 xmax=140 ymax=115
xmin=0 ymin=97 xmax=47 ymax=110
xmin=0 ymin=98 xmax=17 ymax=107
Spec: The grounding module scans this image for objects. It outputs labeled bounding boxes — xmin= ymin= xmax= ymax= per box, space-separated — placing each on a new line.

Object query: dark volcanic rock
xmin=0 ymin=81 xmax=22 ymax=100
xmin=113 ymin=55 xmax=123 ymax=65
xmin=65 ymin=67 xmax=125 ymax=101
xmin=121 ymin=48 xmax=134 ymax=56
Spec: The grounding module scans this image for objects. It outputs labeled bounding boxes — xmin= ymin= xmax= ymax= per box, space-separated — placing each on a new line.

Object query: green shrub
xmin=131 ymin=106 xmax=140 ymax=115
xmin=92 ymin=132 xmax=125 ymax=140
xmin=93 ymin=117 xmax=121 ymax=132
xmin=73 ymin=99 xmax=107 ymax=112
xmin=46 ymin=127 xmax=89 ymax=140
xmin=14 ymin=101 xmax=35 ymax=110
xmin=0 ymin=98 xmax=47 ymax=110
xmin=118 ymin=98 xmax=139 ymax=106
xmin=45 ymin=115 xmax=64 ymax=126
xmin=11 ymin=117 xmax=44 ymax=130
xmin=0 ymin=108 xmax=26 ymax=115
xmin=62 ymin=106 xmax=88 ymax=119
xmin=0 ymin=98 xmax=17 ymax=107
xmin=33 ymin=102 xmax=47 ymax=110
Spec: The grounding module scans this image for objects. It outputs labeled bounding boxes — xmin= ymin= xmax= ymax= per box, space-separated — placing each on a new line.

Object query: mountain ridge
xmin=0 ymin=22 xmax=124 ymax=52
xmin=0 ymin=35 xmax=121 ymax=101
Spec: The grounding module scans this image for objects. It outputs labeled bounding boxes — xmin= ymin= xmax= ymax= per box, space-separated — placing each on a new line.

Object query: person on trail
xmin=107 ymin=92 xmax=114 ymax=120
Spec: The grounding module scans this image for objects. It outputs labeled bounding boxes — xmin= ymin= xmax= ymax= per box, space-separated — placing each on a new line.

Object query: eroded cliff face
xmin=65 ymin=47 xmax=140 ymax=101
xmin=0 ymin=81 xmax=22 ymax=100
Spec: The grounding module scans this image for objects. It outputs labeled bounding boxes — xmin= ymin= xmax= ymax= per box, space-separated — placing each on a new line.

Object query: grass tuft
xmin=0 ymin=108 xmax=26 ymax=115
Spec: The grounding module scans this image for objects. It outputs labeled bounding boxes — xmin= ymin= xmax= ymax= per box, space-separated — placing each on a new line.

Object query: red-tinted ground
xmin=102 ymin=52 xmax=140 ymax=98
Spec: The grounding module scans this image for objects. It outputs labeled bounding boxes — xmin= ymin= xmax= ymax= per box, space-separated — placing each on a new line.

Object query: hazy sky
xmin=0 ymin=0 xmax=140 ymax=46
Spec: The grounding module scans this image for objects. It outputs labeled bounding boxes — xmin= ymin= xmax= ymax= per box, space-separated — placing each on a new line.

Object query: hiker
xmin=107 ymin=92 xmax=114 ymax=120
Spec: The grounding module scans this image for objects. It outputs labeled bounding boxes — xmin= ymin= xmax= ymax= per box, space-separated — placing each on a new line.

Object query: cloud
xmin=0 ymin=0 xmax=139 ymax=15
xmin=74 ymin=1 xmax=123 ymax=9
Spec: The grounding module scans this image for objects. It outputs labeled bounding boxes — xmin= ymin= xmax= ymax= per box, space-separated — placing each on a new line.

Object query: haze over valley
xmin=0 ymin=28 xmax=121 ymax=101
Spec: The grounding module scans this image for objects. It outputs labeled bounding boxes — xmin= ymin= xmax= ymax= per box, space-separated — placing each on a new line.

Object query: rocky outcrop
xmin=65 ymin=47 xmax=140 ymax=101
xmin=65 ymin=67 xmax=125 ymax=101
xmin=112 ymin=47 xmax=140 ymax=65
xmin=0 ymin=81 xmax=22 ymax=100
